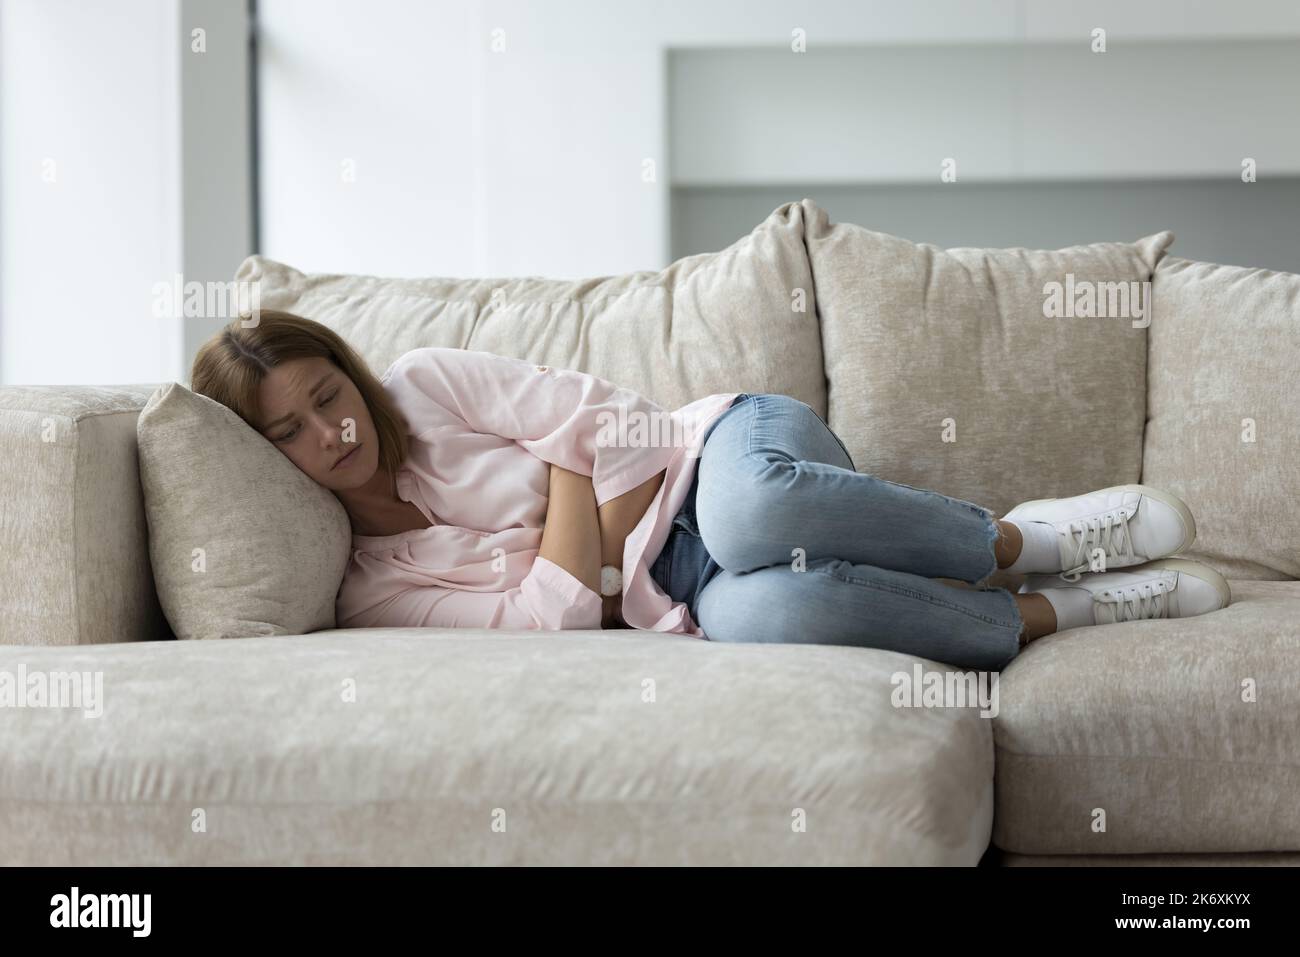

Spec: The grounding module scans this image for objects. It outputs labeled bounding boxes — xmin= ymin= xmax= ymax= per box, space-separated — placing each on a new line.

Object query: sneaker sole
xmin=1008 ymin=483 xmax=1197 ymax=563
xmin=1139 ymin=557 xmax=1232 ymax=611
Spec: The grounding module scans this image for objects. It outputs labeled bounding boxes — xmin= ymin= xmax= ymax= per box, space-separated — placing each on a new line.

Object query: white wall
xmin=255 ymin=0 xmax=482 ymax=277
xmin=672 ymin=41 xmax=1300 ymax=184
xmin=1 ymin=0 xmax=182 ymax=386
xmin=256 ymin=0 xmax=1300 ymax=280
xmin=0 ymin=0 xmax=249 ymax=387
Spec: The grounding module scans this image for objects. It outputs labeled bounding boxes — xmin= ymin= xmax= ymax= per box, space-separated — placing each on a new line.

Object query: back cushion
xmin=235 ymin=200 xmax=826 ymax=417
xmin=1142 ymin=257 xmax=1300 ymax=580
xmin=804 ymin=202 xmax=1172 ymax=518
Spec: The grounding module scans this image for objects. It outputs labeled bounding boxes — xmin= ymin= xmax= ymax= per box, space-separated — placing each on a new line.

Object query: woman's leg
xmin=695 ymin=559 xmax=1024 ymax=672
xmin=696 ymin=394 xmax=1002 ymax=583
xmin=690 ymin=393 xmax=1064 ymax=663
xmin=995 ymin=522 xmax=1060 ymax=641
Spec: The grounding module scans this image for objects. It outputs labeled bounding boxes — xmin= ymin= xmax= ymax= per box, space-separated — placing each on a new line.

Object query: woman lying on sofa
xmin=191 ymin=310 xmax=1229 ymax=671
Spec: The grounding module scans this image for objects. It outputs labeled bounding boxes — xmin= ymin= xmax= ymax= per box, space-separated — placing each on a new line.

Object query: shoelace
xmin=1057 ymin=508 xmax=1136 ymax=582
xmin=1094 ymin=580 xmax=1172 ymax=624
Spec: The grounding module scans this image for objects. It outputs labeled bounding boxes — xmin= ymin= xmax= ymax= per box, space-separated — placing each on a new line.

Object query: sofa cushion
xmin=234 ymin=199 xmax=827 ymax=418
xmin=0 ymin=630 xmax=993 ymax=865
xmin=1142 ymin=256 xmax=1300 ymax=580
xmin=0 ymin=384 xmax=172 ymax=646
xmin=804 ymin=204 xmax=1173 ymax=518
xmin=136 ymin=382 xmax=351 ymax=640
xmin=993 ymin=580 xmax=1300 ymax=855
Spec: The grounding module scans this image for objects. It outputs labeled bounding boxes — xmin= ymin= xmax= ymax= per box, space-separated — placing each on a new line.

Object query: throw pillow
xmin=136 ymin=382 xmax=351 ymax=639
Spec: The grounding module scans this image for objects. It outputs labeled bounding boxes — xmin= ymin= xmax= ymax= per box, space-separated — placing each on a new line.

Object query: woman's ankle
xmin=994 ymin=519 xmax=1023 ymax=568
xmin=1014 ymin=592 xmax=1057 ymax=643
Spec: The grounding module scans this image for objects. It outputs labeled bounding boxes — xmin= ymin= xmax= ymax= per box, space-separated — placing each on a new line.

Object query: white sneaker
xmin=1019 ymin=558 xmax=1231 ymax=627
xmin=1003 ymin=484 xmax=1196 ymax=582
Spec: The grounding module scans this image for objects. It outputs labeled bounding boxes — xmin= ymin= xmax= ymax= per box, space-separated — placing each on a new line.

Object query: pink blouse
xmin=334 ymin=347 xmax=740 ymax=637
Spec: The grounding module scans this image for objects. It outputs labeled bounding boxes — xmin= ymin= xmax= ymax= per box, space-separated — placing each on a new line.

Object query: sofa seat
xmin=993 ymin=579 xmax=1300 ymax=856
xmin=0 ymin=630 xmax=993 ymax=865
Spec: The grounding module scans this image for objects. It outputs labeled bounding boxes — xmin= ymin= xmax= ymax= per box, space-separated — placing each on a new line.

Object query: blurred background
xmin=2 ymin=0 xmax=1298 ymax=385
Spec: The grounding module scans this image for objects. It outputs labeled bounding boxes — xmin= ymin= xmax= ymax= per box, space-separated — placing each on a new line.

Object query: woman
xmin=192 ymin=310 xmax=1230 ymax=671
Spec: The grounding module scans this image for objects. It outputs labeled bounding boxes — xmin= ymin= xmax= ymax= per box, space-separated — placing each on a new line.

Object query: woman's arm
xmin=595 ymin=470 xmax=665 ymax=629
xmin=598 ymin=469 xmax=665 ymax=568
xmin=596 ymin=470 xmax=666 ymax=626
xmin=381 ymin=348 xmax=679 ymax=507
xmin=538 ymin=463 xmax=602 ymax=594
xmin=539 ymin=465 xmax=667 ymax=628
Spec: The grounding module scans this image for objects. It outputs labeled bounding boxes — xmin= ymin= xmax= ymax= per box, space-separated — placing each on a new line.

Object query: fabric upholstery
xmin=0 ymin=384 xmax=171 ymax=646
xmin=804 ymin=202 xmax=1173 ymax=518
xmin=1143 ymin=256 xmax=1300 ymax=580
xmin=992 ymin=580 xmax=1300 ymax=854
xmin=234 ymin=199 xmax=827 ymax=419
xmin=0 ymin=631 xmax=992 ymax=865
xmin=135 ymin=383 xmax=351 ymax=640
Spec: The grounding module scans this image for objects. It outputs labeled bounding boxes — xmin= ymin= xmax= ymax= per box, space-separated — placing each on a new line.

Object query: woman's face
xmin=256 ymin=356 xmax=381 ymax=491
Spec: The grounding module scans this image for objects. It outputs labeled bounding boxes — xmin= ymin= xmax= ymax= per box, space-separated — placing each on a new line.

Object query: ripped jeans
xmin=648 ymin=393 xmax=1024 ymax=671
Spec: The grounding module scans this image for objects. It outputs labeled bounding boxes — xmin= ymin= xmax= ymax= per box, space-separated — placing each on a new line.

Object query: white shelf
xmin=670 ymin=41 xmax=1300 ymax=185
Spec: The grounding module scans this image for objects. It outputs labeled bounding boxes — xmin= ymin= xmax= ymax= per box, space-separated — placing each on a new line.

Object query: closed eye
xmin=273 ymin=390 xmax=340 ymax=443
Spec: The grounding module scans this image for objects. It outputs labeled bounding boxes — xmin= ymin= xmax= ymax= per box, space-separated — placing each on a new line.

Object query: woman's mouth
xmin=332 ymin=443 xmax=362 ymax=470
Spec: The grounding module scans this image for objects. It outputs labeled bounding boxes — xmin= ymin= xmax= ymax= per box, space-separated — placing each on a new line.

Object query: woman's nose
xmin=318 ymin=418 xmax=345 ymax=450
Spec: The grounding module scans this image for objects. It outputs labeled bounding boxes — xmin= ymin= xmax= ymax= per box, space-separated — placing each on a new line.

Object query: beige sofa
xmin=2 ymin=199 xmax=1297 ymax=866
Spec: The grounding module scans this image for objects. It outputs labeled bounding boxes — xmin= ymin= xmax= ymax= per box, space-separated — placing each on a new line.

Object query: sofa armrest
xmin=0 ymin=384 xmax=174 ymax=646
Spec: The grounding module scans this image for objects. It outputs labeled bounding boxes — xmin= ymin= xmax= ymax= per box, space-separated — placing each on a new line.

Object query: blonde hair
xmin=190 ymin=309 xmax=410 ymax=478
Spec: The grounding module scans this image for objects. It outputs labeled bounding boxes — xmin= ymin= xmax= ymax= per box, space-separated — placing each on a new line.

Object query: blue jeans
xmin=648 ymin=393 xmax=1024 ymax=671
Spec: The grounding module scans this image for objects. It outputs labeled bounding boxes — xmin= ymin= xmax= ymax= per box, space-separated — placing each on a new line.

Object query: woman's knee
xmin=696 ymin=571 xmax=786 ymax=643
xmin=695 ymin=470 xmax=787 ymax=567
xmin=694 ymin=394 xmax=851 ymax=569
